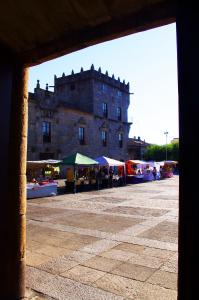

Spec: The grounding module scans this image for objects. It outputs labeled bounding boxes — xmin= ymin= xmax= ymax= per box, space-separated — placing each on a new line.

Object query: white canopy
xmin=27 ymin=159 xmax=61 ymax=169
xmin=156 ymin=161 xmax=165 ymax=166
xmin=164 ymin=160 xmax=178 ymax=164
xmin=126 ymin=160 xmax=147 ymax=165
xmin=95 ymin=156 xmax=125 ymax=167
xmin=156 ymin=161 xmax=177 ymax=166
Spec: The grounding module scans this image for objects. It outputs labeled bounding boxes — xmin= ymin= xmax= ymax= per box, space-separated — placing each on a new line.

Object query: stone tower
xmin=28 ymin=66 xmax=132 ymax=161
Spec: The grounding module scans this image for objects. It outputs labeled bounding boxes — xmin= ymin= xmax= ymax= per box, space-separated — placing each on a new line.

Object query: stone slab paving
xmin=26 ymin=176 xmax=178 ymax=299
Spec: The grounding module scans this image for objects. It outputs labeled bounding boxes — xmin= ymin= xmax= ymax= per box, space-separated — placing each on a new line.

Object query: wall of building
xmin=27 ymin=67 xmax=131 ymax=162
xmin=127 ymin=137 xmax=150 ymax=160
xmin=55 ymin=71 xmax=94 ymax=113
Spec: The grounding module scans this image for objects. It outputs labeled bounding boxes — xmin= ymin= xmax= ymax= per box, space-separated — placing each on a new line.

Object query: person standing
xmin=109 ymin=166 xmax=114 ymax=187
xmin=66 ymin=167 xmax=74 ymax=192
xmin=159 ymin=165 xmax=163 ymax=179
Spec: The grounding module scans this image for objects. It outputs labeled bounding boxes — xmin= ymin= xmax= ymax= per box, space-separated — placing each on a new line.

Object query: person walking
xmin=152 ymin=167 xmax=157 ymax=180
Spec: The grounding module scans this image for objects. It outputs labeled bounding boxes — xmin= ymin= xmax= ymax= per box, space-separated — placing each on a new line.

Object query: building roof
xmin=55 ymin=67 xmax=129 ymax=93
xmin=0 ymin=1 xmax=176 ymax=66
xmin=171 ymin=137 xmax=179 ymax=143
xmin=128 ymin=137 xmax=150 ymax=148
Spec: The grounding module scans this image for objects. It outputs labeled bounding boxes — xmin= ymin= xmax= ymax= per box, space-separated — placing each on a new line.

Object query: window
xmin=79 ymin=127 xmax=85 ymax=145
xmin=102 ymin=84 xmax=107 ymax=92
xmin=42 ymin=121 xmax=51 ymax=143
xmin=102 ymin=103 xmax=108 ymax=118
xmin=117 ymin=107 xmax=122 ymax=121
xmin=102 ymin=130 xmax=107 ymax=147
xmin=70 ymin=84 xmax=75 ymax=90
xmin=119 ymin=133 xmax=123 ymax=148
xmin=41 ymin=110 xmax=53 ymax=118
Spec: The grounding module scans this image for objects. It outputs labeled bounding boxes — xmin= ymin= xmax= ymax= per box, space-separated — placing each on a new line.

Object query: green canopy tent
xmin=62 ymin=153 xmax=98 ymax=166
xmin=61 ymin=153 xmax=99 ymax=193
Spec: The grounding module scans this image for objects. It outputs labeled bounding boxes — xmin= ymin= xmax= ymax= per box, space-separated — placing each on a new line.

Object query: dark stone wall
xmin=55 ymin=75 xmax=93 ymax=113
xmin=93 ymin=79 xmax=129 ymax=121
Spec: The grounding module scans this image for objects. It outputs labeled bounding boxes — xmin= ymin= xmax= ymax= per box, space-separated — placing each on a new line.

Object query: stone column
xmin=176 ymin=4 xmax=199 ymax=300
xmin=0 ymin=53 xmax=29 ymax=299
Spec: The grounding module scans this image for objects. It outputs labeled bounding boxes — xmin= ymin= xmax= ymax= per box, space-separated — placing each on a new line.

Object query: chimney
xmin=36 ymin=79 xmax=40 ymax=89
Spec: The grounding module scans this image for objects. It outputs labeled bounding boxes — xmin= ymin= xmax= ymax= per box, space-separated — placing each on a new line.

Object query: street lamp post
xmin=164 ymin=131 xmax=168 ymax=160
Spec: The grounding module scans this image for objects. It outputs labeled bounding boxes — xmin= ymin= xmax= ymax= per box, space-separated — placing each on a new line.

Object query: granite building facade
xmin=28 ymin=65 xmax=132 ymax=161
xmin=127 ymin=137 xmax=150 ymax=160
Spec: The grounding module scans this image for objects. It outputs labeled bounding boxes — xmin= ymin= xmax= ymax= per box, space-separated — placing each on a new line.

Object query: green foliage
xmin=143 ymin=142 xmax=179 ymax=161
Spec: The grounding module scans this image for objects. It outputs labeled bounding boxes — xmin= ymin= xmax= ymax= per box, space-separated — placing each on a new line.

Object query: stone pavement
xmin=26 ymin=176 xmax=178 ymax=299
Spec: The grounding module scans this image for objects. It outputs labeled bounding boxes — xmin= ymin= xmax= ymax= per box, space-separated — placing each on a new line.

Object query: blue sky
xmin=29 ymin=23 xmax=178 ymax=145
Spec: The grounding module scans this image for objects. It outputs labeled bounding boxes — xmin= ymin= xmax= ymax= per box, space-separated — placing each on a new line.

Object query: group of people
xmin=135 ymin=165 xmax=164 ymax=180
xmin=97 ymin=166 xmax=113 ymax=187
xmin=152 ymin=165 xmax=168 ymax=180
xmin=97 ymin=166 xmax=125 ymax=187
xmin=65 ymin=165 xmax=125 ymax=191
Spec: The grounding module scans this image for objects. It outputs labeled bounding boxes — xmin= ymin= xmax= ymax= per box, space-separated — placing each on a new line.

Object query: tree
xmin=143 ymin=142 xmax=179 ymax=161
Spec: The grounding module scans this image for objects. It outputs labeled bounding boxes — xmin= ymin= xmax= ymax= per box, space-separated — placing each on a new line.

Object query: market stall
xmin=61 ymin=152 xmax=99 ymax=193
xmin=27 ymin=159 xmax=61 ymax=181
xmin=159 ymin=160 xmax=178 ymax=178
xmin=125 ymin=160 xmax=146 ymax=183
xmin=27 ymin=182 xmax=58 ymax=199
xmin=146 ymin=161 xmax=162 ymax=180
xmin=142 ymin=162 xmax=155 ymax=181
xmin=26 ymin=159 xmax=61 ymax=198
xmin=95 ymin=156 xmax=126 ymax=188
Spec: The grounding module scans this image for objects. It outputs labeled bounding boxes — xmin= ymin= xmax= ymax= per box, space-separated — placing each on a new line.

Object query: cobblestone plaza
xmin=26 ymin=177 xmax=178 ymax=299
